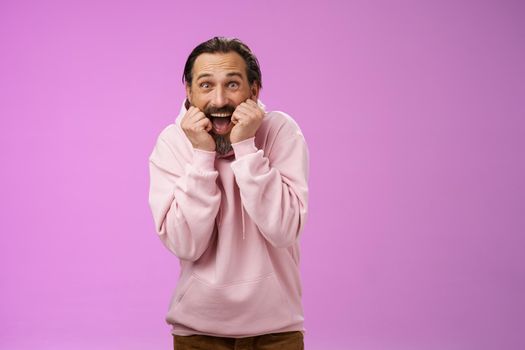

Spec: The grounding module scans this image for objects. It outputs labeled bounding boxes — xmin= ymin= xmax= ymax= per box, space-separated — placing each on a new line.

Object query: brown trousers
xmin=173 ymin=331 xmax=304 ymax=350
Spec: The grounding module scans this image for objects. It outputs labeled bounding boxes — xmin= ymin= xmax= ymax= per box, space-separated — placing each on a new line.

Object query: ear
xmin=185 ymin=83 xmax=192 ymax=104
xmin=250 ymin=82 xmax=260 ymax=101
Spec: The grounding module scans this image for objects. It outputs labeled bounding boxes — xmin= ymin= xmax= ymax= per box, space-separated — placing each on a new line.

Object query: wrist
xmin=192 ymin=148 xmax=216 ymax=171
xmin=231 ymin=137 xmax=258 ymax=159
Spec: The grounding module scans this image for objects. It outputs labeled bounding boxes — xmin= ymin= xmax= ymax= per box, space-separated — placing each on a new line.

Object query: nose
xmin=211 ymin=86 xmax=227 ymax=108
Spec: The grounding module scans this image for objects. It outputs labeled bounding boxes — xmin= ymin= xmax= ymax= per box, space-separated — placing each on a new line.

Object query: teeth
xmin=210 ymin=113 xmax=231 ymax=117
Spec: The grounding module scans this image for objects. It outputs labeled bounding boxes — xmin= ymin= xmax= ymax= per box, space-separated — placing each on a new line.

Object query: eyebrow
xmin=196 ymin=73 xmax=212 ymax=80
xmin=226 ymin=72 xmax=243 ymax=79
xmin=196 ymin=72 xmax=244 ymax=80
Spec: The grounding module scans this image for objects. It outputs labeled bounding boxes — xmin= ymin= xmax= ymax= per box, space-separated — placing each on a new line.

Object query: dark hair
xmin=182 ymin=36 xmax=262 ymax=89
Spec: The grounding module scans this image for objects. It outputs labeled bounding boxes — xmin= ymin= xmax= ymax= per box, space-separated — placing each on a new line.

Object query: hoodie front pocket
xmin=170 ymin=272 xmax=293 ymax=335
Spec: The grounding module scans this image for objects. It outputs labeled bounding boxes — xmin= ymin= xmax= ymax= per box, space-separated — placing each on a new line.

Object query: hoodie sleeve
xmin=230 ymin=114 xmax=309 ymax=248
xmin=148 ymin=133 xmax=221 ymax=261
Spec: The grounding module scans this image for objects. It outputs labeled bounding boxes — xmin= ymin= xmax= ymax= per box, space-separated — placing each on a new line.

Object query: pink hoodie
xmin=148 ymin=99 xmax=309 ymax=338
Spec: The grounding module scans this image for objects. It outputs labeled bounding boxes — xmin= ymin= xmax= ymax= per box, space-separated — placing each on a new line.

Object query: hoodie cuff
xmin=192 ymin=148 xmax=216 ymax=171
xmin=232 ymin=137 xmax=258 ymax=159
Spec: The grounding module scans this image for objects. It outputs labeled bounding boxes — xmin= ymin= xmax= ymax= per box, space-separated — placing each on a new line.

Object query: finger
xmin=245 ymin=98 xmax=258 ymax=106
xmin=201 ymin=117 xmax=212 ymax=132
xmin=190 ymin=123 xmax=204 ymax=132
xmin=184 ymin=107 xmax=202 ymax=124
xmin=235 ymin=102 xmax=251 ymax=111
xmin=231 ymin=109 xmax=250 ymax=124
xmin=205 ymin=120 xmax=212 ymax=132
xmin=191 ymin=110 xmax=208 ymax=123
xmin=246 ymin=99 xmax=262 ymax=113
xmin=182 ymin=106 xmax=194 ymax=122
xmin=234 ymin=103 xmax=254 ymax=115
xmin=245 ymin=99 xmax=263 ymax=114
xmin=242 ymin=100 xmax=260 ymax=111
xmin=235 ymin=104 xmax=259 ymax=119
xmin=194 ymin=118 xmax=211 ymax=131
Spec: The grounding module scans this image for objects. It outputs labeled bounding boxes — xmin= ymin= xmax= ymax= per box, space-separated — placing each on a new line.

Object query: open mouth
xmin=209 ymin=114 xmax=232 ymax=134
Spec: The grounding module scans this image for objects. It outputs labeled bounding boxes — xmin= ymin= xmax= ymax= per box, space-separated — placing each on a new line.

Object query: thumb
xmin=205 ymin=119 xmax=213 ymax=132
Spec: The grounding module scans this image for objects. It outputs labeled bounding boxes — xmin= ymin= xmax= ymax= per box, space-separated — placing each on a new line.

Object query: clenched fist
xmin=181 ymin=106 xmax=215 ymax=152
xmin=229 ymin=99 xmax=265 ymax=144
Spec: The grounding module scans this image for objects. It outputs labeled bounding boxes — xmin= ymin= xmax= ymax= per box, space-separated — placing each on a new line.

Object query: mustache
xmin=204 ymin=105 xmax=236 ymax=118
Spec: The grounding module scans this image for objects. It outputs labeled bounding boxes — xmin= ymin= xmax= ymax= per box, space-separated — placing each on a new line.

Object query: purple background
xmin=1 ymin=0 xmax=524 ymax=349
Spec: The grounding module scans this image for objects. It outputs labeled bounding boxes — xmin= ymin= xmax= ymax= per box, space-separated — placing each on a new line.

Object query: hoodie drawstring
xmin=241 ymin=199 xmax=246 ymax=240
xmin=217 ymin=207 xmax=221 ymax=228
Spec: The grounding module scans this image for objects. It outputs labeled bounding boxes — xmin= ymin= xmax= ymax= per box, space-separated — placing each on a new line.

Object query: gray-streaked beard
xmin=211 ymin=132 xmax=233 ymax=155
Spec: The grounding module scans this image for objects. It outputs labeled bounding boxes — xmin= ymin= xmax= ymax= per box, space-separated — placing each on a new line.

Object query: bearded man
xmin=148 ymin=36 xmax=309 ymax=350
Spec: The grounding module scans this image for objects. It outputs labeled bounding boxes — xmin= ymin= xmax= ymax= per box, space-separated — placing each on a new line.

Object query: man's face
xmin=186 ymin=51 xmax=259 ymax=153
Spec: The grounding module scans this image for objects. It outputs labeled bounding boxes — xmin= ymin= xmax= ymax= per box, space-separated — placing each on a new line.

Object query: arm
xmin=148 ymin=135 xmax=221 ymax=261
xmin=230 ymin=115 xmax=309 ymax=248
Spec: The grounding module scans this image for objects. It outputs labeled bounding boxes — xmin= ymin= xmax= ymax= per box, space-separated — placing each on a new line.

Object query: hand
xmin=181 ymin=106 xmax=216 ymax=152
xmin=229 ymin=99 xmax=265 ymax=144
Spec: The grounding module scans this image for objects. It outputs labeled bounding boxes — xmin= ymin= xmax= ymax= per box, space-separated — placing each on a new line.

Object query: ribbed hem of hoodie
xmin=192 ymin=148 xmax=216 ymax=171
xmin=231 ymin=137 xmax=258 ymax=159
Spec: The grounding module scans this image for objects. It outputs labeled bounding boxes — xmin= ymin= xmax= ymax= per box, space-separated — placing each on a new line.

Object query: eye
xmin=199 ymin=82 xmax=211 ymax=89
xmin=227 ymin=81 xmax=239 ymax=89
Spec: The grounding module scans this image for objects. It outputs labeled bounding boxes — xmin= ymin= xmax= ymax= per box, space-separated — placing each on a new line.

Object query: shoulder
xmin=263 ymin=110 xmax=304 ymax=136
xmin=156 ymin=123 xmax=177 ymax=143
xmin=257 ymin=109 xmax=308 ymax=158
xmin=149 ymin=123 xmax=192 ymax=164
xmin=262 ymin=110 xmax=306 ymax=143
xmin=155 ymin=123 xmax=191 ymax=150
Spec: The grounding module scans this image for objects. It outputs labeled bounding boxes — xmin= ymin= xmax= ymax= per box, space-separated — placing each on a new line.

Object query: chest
xmin=213 ymin=158 xmax=241 ymax=219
